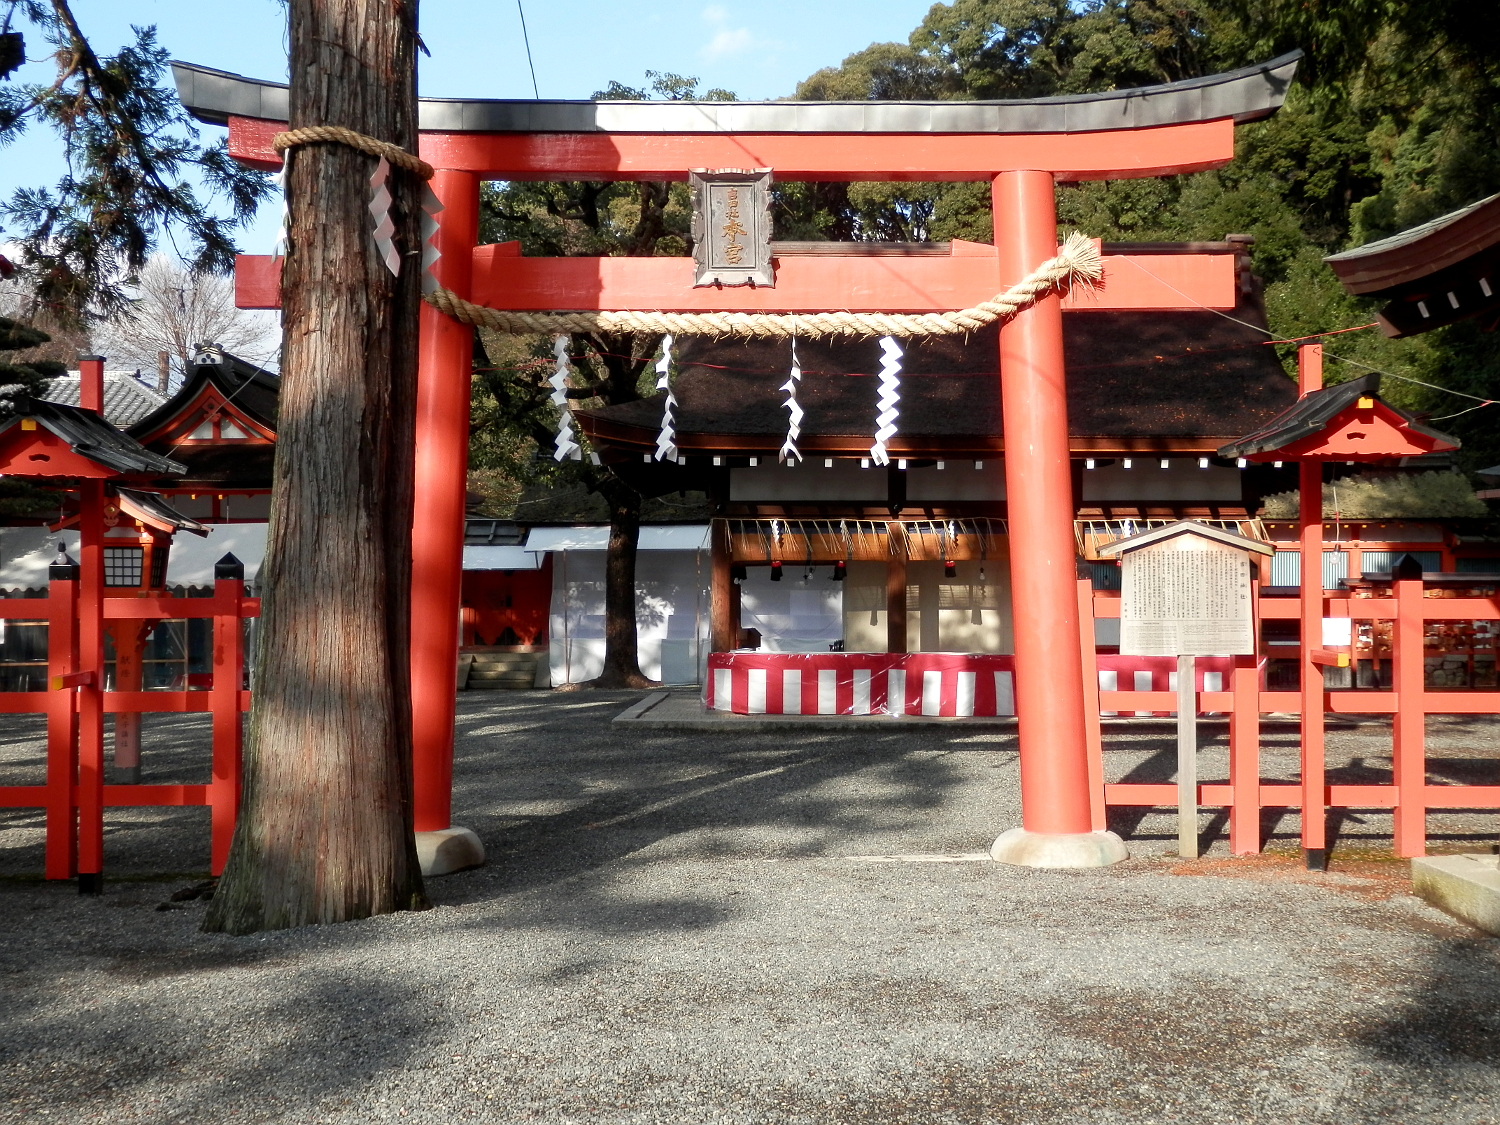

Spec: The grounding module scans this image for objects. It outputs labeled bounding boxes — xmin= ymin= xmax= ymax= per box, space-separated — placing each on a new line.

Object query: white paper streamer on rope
xmin=653 ymin=334 xmax=678 ymax=462
xmin=368 ymin=156 xmax=401 ymax=277
xmin=419 ymin=181 xmax=444 ymax=295
xmin=869 ymin=335 xmax=903 ymax=466
xmin=270 ymin=163 xmax=290 ymax=259
xmin=778 ymin=338 xmax=803 ymax=464
xmin=550 ymin=335 xmax=582 ymax=461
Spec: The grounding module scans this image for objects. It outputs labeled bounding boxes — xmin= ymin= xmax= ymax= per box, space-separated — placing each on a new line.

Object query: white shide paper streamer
xmin=271 ymin=162 xmax=290 ymax=259
xmin=653 ymin=334 xmax=678 ymax=462
xmin=869 ymin=336 xmax=903 ymax=466
xmin=420 ymin=181 xmax=444 ymax=295
xmin=368 ymin=156 xmax=401 ymax=277
xmin=779 ymin=338 xmax=803 ymax=464
xmin=550 ymin=335 xmax=582 ymax=461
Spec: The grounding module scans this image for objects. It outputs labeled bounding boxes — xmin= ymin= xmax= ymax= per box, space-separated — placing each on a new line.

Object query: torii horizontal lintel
xmin=233 ymin=248 xmax=1237 ymax=313
xmin=173 ymin=52 xmax=1299 ymax=182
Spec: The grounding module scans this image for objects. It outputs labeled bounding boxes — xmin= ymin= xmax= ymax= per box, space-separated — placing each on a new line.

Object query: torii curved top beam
xmin=173 ymin=51 xmax=1299 ymax=136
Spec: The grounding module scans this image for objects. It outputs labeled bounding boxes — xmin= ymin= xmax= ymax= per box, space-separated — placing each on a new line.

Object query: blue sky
xmin=1 ymin=0 xmax=939 ymax=254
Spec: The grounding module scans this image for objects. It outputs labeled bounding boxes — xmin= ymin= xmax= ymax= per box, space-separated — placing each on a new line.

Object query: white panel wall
xmin=548 ymin=549 xmax=709 ymax=685
xmin=738 ymin=565 xmax=844 ymax=653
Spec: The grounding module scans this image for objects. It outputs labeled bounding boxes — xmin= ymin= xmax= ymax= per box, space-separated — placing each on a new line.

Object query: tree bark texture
xmin=205 ymin=0 xmax=427 ymax=933
xmin=592 ymin=475 xmax=656 ymax=689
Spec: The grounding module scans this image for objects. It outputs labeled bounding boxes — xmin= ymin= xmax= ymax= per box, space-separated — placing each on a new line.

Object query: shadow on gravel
xmin=1351 ymin=933 xmax=1500 ymax=1113
xmin=436 ymin=691 xmax=1009 ymax=933
xmin=0 ymin=937 xmax=442 ymax=1121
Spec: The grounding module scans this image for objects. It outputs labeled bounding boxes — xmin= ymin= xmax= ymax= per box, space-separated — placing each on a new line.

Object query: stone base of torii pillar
xmin=991 ymin=828 xmax=1130 ymax=868
xmin=415 ymin=826 xmax=485 ymax=877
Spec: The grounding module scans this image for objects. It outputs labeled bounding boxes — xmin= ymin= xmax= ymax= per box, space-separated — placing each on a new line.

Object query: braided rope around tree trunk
xmin=272 ymin=125 xmax=436 ymax=180
xmin=423 ymin=232 xmax=1102 ymax=339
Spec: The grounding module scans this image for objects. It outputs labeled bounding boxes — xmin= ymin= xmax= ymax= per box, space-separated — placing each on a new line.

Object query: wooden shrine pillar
xmin=989 ymin=172 xmax=1123 ymax=866
xmin=710 ymin=520 xmax=733 ymax=652
xmin=411 ymin=168 xmax=478 ymax=838
xmin=76 ymin=356 xmax=106 ymax=893
xmin=1297 ymin=342 xmax=1327 ymax=868
xmin=886 ymin=521 xmax=907 ymax=653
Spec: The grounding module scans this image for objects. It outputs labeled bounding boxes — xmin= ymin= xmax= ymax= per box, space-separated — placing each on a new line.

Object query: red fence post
xmin=1295 ymin=345 xmax=1327 ymax=870
xmin=1078 ymin=573 xmax=1106 ymax=831
xmin=209 ymin=554 xmax=246 ymax=875
xmin=1228 ymin=651 xmax=1262 ymax=855
xmin=44 ymin=551 xmax=79 ymax=879
xmin=76 ymin=478 xmax=106 ymax=894
xmin=1391 ymin=556 xmax=1427 ymax=857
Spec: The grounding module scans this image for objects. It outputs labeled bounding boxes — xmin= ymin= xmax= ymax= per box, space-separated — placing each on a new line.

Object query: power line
xmin=516 ymin=0 xmax=539 ymax=99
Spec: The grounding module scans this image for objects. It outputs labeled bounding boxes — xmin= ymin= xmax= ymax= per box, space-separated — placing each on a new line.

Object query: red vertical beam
xmin=992 ymin=170 xmax=1097 ymax=843
xmin=1078 ymin=575 xmax=1106 ymax=831
xmin=209 ymin=557 xmax=245 ymax=875
xmin=78 ymin=355 xmax=104 ymax=413
xmin=45 ymin=561 xmax=79 ymax=879
xmin=1296 ymin=343 xmax=1326 ymax=868
xmin=411 ymin=168 xmax=478 ymax=833
xmin=76 ymin=479 xmax=106 ymax=892
xmin=1229 ymin=578 xmax=1262 ymax=854
xmin=1391 ymin=562 xmax=1427 ymax=856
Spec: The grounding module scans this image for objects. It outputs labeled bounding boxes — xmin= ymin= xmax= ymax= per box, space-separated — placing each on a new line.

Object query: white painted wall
xmin=548 ymin=549 xmax=709 ymax=685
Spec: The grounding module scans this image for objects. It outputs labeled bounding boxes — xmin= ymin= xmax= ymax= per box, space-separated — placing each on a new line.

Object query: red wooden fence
xmin=1085 ymin=573 xmax=1500 ymax=856
xmin=0 ymin=571 xmax=256 ymax=880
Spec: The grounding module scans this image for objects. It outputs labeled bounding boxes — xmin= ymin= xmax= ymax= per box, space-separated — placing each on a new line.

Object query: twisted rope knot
xmin=272 ymin=125 xmax=435 ymax=180
xmin=423 ymin=232 xmax=1102 ymax=339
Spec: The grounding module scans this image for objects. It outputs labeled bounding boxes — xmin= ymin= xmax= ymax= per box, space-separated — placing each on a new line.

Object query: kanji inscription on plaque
xmin=690 ymin=169 xmax=774 ymax=287
xmin=1120 ymin=537 xmax=1254 ymax=656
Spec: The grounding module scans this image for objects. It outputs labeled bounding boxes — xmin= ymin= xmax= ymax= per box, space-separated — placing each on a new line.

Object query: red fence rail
xmin=1084 ymin=573 xmax=1500 ymax=857
xmin=0 ymin=572 xmax=256 ymax=880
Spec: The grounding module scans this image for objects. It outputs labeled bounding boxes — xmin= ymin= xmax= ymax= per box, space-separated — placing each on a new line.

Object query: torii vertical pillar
xmin=410 ymin=168 xmax=485 ymax=874
xmin=988 ymin=171 xmax=1126 ymax=867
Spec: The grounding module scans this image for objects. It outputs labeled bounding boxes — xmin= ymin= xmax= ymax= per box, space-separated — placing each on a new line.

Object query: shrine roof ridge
xmin=1216 ymin=373 xmax=1460 ymax=459
xmin=171 ymin=52 xmax=1299 ymax=136
xmin=3 ymin=398 xmax=187 ymax=476
xmin=1095 ymin=519 xmax=1275 ymax=557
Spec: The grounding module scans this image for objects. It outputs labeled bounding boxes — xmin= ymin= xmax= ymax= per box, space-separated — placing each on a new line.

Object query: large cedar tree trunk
xmin=205 ymin=0 xmax=427 ymax=933
xmin=591 ymin=474 xmax=657 ymax=689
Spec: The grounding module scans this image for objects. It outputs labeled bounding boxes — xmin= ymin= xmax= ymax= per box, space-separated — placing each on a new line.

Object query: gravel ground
xmin=2 ymin=692 xmax=1500 ymax=1124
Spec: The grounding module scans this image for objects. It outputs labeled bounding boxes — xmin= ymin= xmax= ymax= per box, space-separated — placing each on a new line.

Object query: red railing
xmin=1084 ymin=573 xmax=1500 ymax=856
xmin=0 ymin=572 xmax=256 ymax=880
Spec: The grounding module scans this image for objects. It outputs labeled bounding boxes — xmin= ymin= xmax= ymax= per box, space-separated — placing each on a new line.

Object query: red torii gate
xmin=174 ymin=51 xmax=1300 ymax=867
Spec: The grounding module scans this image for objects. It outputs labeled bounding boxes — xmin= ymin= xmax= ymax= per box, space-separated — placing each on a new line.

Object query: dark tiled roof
xmin=41 ymin=374 xmax=166 ymax=427
xmin=1217 ymin=372 xmax=1460 ymax=458
xmin=578 ymin=295 xmax=1297 ymax=444
xmin=2 ymin=398 xmax=186 ymax=475
xmin=128 ymin=345 xmax=280 ymax=442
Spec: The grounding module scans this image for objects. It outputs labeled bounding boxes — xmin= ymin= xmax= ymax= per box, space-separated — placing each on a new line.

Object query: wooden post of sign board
xmin=1101 ymin=520 xmax=1273 ymax=860
xmin=1177 ymin=652 xmax=1198 ymax=857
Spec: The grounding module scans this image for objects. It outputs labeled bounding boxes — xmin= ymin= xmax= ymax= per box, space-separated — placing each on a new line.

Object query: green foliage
xmin=0 ymin=2 xmax=271 ymax=321
xmin=1260 ymin=472 xmax=1489 ymax=520
xmin=783 ymin=0 xmax=1500 ymax=481
xmin=0 ymin=313 xmax=63 ymax=403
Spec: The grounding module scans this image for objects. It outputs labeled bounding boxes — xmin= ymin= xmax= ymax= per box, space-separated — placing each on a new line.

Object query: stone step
xmin=470 ymin=655 xmax=537 ymax=670
xmin=468 ymin=676 xmax=536 ymax=690
xmin=468 ymin=668 xmax=536 ymax=683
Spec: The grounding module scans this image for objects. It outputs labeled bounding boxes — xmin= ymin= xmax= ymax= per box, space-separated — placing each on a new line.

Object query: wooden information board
xmin=1119 ymin=536 xmax=1254 ymax=657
